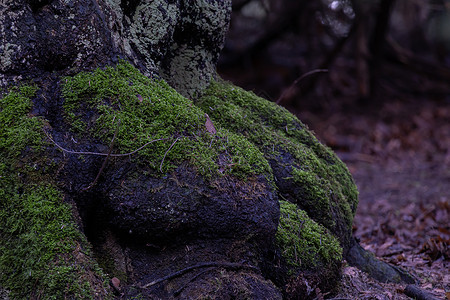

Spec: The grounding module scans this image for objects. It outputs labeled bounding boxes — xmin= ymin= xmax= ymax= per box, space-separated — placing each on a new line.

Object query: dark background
xmin=217 ymin=0 xmax=449 ymax=298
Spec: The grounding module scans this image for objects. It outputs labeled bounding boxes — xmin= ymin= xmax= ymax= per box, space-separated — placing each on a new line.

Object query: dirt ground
xmin=293 ymin=97 xmax=450 ymax=299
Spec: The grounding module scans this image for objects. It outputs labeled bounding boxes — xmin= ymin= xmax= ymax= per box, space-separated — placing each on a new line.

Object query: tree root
xmin=172 ymin=267 xmax=214 ymax=296
xmin=139 ymin=262 xmax=259 ymax=289
xmin=345 ymin=238 xmax=417 ymax=284
xmin=404 ymin=285 xmax=440 ymax=300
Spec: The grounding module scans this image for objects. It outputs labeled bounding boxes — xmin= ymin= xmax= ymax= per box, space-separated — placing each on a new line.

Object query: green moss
xmin=291 ymin=167 xmax=329 ymax=209
xmin=275 ymin=201 xmax=342 ymax=271
xmin=62 ymin=60 xmax=271 ymax=181
xmin=0 ymin=186 xmax=98 ymax=299
xmin=0 ymin=87 xmax=109 ymax=299
xmin=197 ymin=80 xmax=306 ymax=151
xmin=197 ymin=79 xmax=358 ymax=234
xmin=0 ymin=86 xmax=42 ymax=155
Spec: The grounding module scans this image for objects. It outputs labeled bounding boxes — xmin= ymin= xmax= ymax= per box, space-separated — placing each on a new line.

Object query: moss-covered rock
xmin=59 ymin=60 xmax=278 ymax=242
xmin=196 ymin=79 xmax=359 ymax=297
xmin=196 ymin=79 xmax=359 ymax=250
xmin=273 ymin=201 xmax=343 ymax=297
xmin=0 ymin=53 xmax=361 ymax=298
xmin=1 ymin=61 xmax=281 ymax=298
xmin=276 ymin=201 xmax=342 ymax=271
xmin=61 ymin=61 xmax=271 ymax=180
xmin=0 ymin=59 xmax=361 ymax=298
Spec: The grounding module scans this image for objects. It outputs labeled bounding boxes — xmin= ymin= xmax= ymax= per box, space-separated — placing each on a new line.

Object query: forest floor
xmin=293 ymin=97 xmax=449 ymax=299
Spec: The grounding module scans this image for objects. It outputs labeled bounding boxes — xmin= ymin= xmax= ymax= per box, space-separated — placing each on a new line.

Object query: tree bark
xmin=0 ymin=0 xmax=231 ymax=97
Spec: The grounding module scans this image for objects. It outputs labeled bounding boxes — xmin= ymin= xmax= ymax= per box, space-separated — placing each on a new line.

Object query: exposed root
xmin=140 ymin=262 xmax=259 ymax=289
xmin=345 ymin=238 xmax=417 ymax=284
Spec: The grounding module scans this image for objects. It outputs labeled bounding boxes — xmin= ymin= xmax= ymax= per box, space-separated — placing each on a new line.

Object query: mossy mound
xmin=0 ymin=87 xmax=108 ymax=299
xmin=274 ymin=201 xmax=343 ymax=297
xmin=196 ymin=80 xmax=358 ymax=296
xmin=0 ymin=61 xmax=279 ymax=298
xmin=61 ymin=61 xmax=271 ymax=180
xmin=0 ymin=61 xmax=359 ymax=298
xmin=276 ymin=201 xmax=342 ymax=271
xmin=197 ymin=80 xmax=359 ymax=251
xmin=58 ymin=61 xmax=278 ymax=243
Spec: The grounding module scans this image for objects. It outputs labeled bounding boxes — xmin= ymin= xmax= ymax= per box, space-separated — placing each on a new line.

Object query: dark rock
xmin=105 ymin=164 xmax=279 ymax=244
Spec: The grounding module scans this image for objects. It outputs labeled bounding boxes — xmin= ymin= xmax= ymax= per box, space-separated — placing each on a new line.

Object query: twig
xmin=82 ymin=120 xmax=120 ymax=191
xmin=43 ymin=128 xmax=168 ymax=157
xmin=276 ymin=69 xmax=328 ymax=104
xmin=160 ymin=137 xmax=179 ymax=172
xmin=173 ymin=268 xmax=214 ymax=296
xmin=140 ymin=262 xmax=259 ymax=289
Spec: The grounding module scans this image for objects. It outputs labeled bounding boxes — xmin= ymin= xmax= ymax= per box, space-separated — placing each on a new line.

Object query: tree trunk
xmin=0 ymin=0 xmax=231 ymax=97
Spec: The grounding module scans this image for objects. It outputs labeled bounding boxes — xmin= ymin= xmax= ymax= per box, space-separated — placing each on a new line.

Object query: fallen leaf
xmin=110 ymin=277 xmax=121 ymax=293
xmin=205 ymin=113 xmax=216 ymax=135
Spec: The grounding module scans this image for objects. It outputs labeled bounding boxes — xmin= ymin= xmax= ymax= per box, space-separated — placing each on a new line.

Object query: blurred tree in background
xmin=218 ymin=0 xmax=450 ymax=110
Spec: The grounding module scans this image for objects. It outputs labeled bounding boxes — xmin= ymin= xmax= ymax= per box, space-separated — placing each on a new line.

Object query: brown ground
xmin=294 ymin=97 xmax=450 ymax=299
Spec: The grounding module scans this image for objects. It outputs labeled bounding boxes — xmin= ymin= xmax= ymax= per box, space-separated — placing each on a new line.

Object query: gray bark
xmin=0 ymin=0 xmax=231 ymax=97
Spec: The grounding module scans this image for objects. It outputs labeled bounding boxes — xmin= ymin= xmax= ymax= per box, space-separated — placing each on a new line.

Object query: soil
xmin=292 ymin=97 xmax=450 ymax=299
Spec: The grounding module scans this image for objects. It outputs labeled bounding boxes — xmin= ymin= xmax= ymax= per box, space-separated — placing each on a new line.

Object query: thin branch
xmin=276 ymin=69 xmax=328 ymax=104
xmin=160 ymin=137 xmax=180 ymax=172
xmin=82 ymin=120 xmax=120 ymax=191
xmin=43 ymin=128 xmax=168 ymax=157
xmin=173 ymin=268 xmax=214 ymax=296
xmin=116 ymin=138 xmax=169 ymax=157
xmin=140 ymin=262 xmax=259 ymax=289
xmin=288 ymin=24 xmax=357 ymax=101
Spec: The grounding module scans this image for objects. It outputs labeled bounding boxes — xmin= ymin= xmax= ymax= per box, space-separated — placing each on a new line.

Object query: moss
xmin=61 ymin=60 xmax=271 ymax=181
xmin=0 ymin=87 xmax=109 ymax=299
xmin=0 ymin=62 xmax=354 ymax=297
xmin=275 ymin=201 xmax=342 ymax=271
xmin=197 ymin=79 xmax=358 ymax=235
xmin=291 ymin=167 xmax=330 ymax=210
xmin=0 ymin=86 xmax=42 ymax=155
xmin=0 ymin=186 xmax=101 ymax=299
